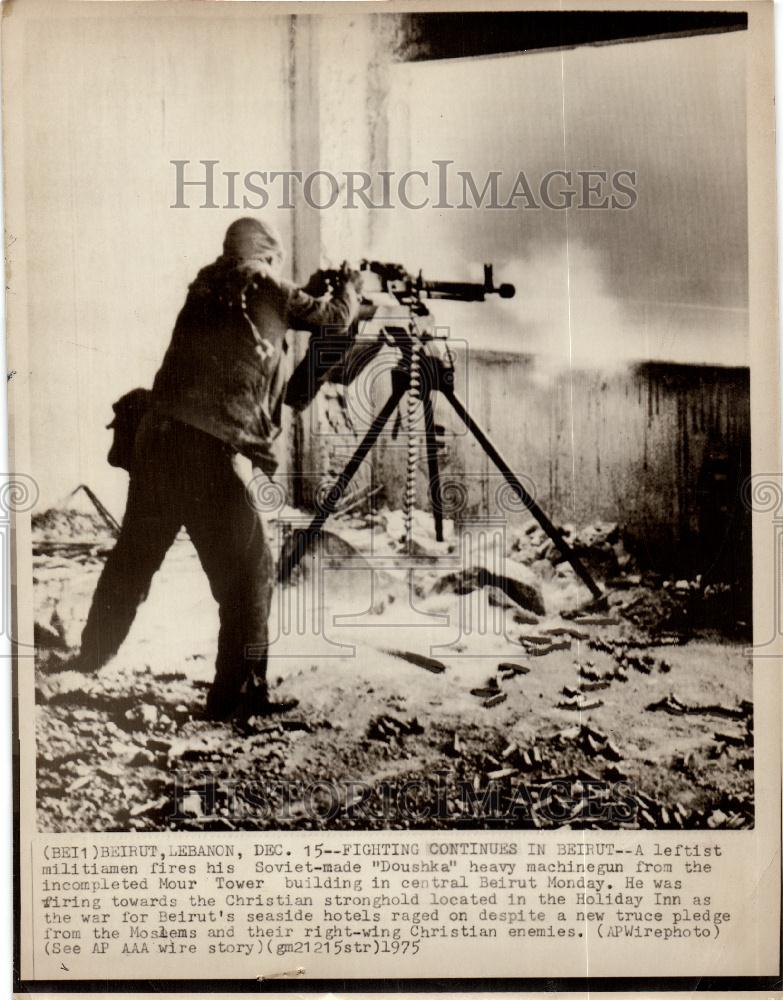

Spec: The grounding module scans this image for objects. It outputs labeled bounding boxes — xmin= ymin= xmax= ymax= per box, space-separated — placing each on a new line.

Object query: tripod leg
xmin=277 ymin=384 xmax=406 ymax=585
xmin=441 ymin=386 xmax=602 ymax=600
xmin=421 ymin=392 xmax=444 ymax=542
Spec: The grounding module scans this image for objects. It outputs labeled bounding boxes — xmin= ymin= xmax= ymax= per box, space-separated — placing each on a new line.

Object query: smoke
xmin=493 ymin=240 xmax=626 ymax=369
xmin=404 ymin=238 xmax=748 ymax=373
xmin=417 ymin=240 xmax=628 ymax=375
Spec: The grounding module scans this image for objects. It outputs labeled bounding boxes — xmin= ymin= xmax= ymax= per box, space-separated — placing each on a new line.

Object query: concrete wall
xmin=22 ymin=11 xmax=296 ymax=515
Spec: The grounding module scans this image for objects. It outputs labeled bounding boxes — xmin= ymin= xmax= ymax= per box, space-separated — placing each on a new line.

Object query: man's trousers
xmin=78 ymin=412 xmax=274 ymax=717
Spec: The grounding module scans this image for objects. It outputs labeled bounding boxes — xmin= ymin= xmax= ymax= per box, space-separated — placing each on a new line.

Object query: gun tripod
xmin=277 ymin=329 xmax=602 ymax=602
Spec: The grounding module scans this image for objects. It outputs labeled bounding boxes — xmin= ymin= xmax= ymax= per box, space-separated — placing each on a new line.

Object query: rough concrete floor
xmin=33 ymin=534 xmax=753 ymax=832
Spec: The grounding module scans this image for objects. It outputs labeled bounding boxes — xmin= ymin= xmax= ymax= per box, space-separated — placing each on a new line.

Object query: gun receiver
xmin=285 ymin=259 xmax=516 ymax=411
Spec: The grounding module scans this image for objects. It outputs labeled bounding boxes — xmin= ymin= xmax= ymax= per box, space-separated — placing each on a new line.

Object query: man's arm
xmin=282 ymin=279 xmax=361 ymax=335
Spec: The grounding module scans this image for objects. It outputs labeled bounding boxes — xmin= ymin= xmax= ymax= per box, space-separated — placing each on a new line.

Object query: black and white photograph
xmin=7 ymin=0 xmax=783 ymax=987
xmin=19 ymin=5 xmax=761 ymax=836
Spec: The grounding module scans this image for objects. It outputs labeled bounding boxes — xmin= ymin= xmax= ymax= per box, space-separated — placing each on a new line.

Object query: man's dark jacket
xmin=152 ymin=258 xmax=359 ymax=474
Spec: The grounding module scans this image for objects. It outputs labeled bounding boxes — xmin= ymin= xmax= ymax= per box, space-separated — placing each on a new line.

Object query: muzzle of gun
xmin=420 ymin=263 xmax=515 ymax=301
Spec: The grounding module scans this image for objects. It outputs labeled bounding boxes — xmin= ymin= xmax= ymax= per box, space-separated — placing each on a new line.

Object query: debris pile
xmin=610 ymin=585 xmax=689 ymax=633
xmin=555 ymin=723 xmax=623 ymax=761
xmin=32 ymin=485 xmax=120 ymax=560
xmin=35 ymin=661 xmax=331 ymax=831
xmin=32 ymin=507 xmax=111 ymax=542
xmin=509 ymin=519 xmax=635 ymax=580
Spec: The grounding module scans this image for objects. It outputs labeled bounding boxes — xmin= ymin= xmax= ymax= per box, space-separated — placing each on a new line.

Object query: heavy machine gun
xmin=280 ymin=260 xmax=601 ymax=601
xmin=350 ymin=259 xmax=515 ymax=304
xmin=285 ymin=260 xmax=514 ymax=404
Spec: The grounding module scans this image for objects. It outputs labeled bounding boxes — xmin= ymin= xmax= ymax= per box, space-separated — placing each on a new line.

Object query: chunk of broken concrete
xmin=471 ymin=677 xmax=501 ymax=698
xmin=433 ymin=563 xmax=545 ymax=616
xmin=557 ymin=695 xmax=604 ymax=711
xmin=178 ymin=792 xmax=204 ymax=818
xmin=545 ymin=625 xmax=589 ymax=640
xmin=498 ymin=662 xmax=530 ymax=678
xmin=486 ymin=766 xmax=517 ymax=780
xmin=486 ymin=587 xmax=514 ymax=610
xmin=384 ymin=648 xmax=446 ymax=674
xmin=124 ymin=704 xmax=159 ymax=729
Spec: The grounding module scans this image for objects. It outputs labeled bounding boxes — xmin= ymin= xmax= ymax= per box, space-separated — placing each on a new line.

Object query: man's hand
xmin=301 ymin=263 xmax=362 ymax=297
xmin=336 ymin=260 xmax=363 ymax=296
xmin=301 ymin=269 xmax=328 ymax=297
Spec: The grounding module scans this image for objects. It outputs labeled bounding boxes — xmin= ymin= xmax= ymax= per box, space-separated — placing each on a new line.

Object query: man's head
xmin=222 ymin=217 xmax=284 ymax=273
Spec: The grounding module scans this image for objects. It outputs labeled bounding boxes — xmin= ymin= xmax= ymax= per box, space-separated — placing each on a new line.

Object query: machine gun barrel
xmin=426 ymin=263 xmax=515 ymax=301
xmin=421 ymin=272 xmax=515 ymax=301
xmin=361 ymin=260 xmax=514 ymax=302
xmin=420 ymin=279 xmax=490 ymax=301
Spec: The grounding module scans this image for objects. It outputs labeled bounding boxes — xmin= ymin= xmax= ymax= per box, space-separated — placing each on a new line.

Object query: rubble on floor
xmin=367 ymin=714 xmax=424 ymax=744
xmin=647 ymin=693 xmax=752 ymax=720
xmin=32 ymin=499 xmax=754 ymax=832
xmin=32 ymin=507 xmax=113 ymax=544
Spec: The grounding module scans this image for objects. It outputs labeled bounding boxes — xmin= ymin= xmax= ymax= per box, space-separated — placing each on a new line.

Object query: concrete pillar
xmin=286 ymin=14 xmax=323 ymax=506
xmin=286 ymin=12 xmax=398 ymax=508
